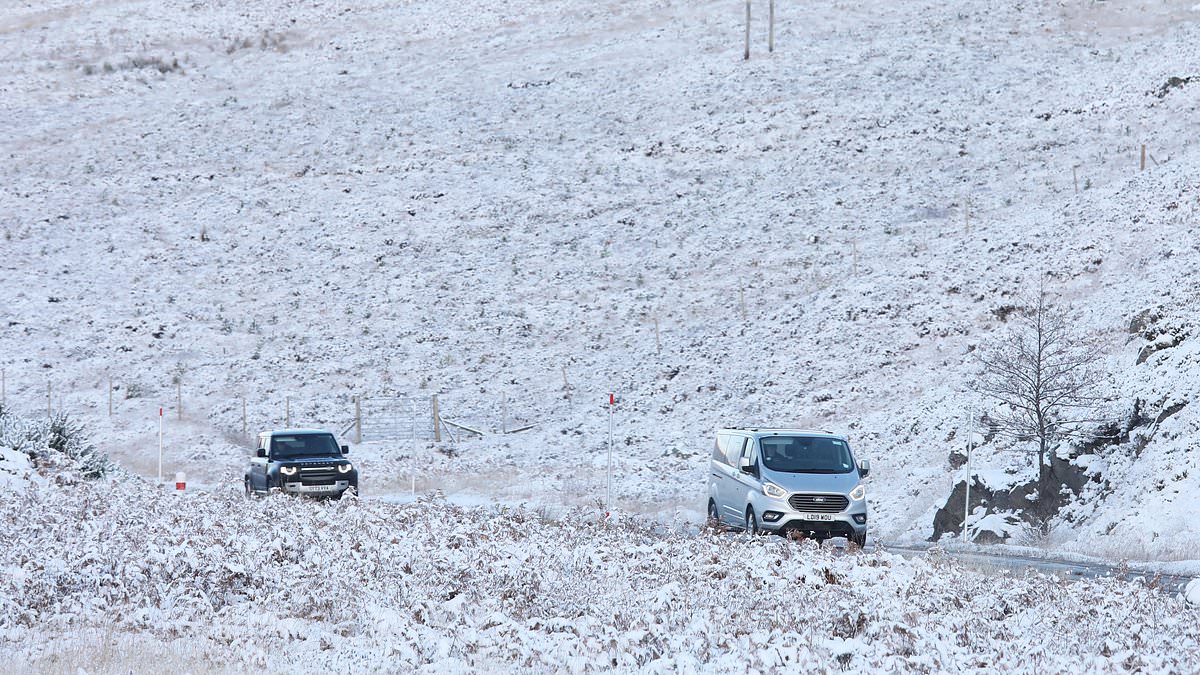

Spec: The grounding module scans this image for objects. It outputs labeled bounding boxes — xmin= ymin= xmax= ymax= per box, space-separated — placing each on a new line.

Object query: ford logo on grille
xmin=813 ymin=497 xmax=826 ymax=503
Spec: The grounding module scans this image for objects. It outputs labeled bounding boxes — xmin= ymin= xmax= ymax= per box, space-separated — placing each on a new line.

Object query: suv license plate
xmin=304 ymin=485 xmax=338 ymax=493
xmin=798 ymin=513 xmax=835 ymax=522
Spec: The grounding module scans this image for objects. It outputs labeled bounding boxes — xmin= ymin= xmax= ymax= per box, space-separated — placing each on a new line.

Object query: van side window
xmin=741 ymin=438 xmax=757 ymax=468
xmin=713 ymin=433 xmax=730 ymax=464
xmin=725 ymin=437 xmax=746 ymax=466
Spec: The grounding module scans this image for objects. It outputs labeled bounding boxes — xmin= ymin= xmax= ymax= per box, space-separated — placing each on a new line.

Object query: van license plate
xmin=798 ymin=513 xmax=835 ymax=522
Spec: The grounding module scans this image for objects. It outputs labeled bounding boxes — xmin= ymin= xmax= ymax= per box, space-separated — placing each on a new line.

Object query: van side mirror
xmin=341 ymin=445 xmax=350 ymax=454
xmin=739 ymin=456 xmax=758 ymax=477
xmin=256 ymin=448 xmax=266 ymax=458
xmin=858 ymin=458 xmax=871 ymax=478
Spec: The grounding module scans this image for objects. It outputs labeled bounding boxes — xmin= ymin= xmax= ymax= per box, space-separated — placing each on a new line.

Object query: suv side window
xmin=725 ymin=436 xmax=747 ymax=466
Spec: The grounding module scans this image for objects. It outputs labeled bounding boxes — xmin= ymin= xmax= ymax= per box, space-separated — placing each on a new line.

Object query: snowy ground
xmin=1 ymin=471 xmax=1198 ymax=672
xmin=3 ymin=0 xmax=1200 ymax=667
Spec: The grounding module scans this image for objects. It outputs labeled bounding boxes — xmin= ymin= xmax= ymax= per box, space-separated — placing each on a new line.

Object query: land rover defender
xmin=245 ymin=429 xmax=358 ymax=498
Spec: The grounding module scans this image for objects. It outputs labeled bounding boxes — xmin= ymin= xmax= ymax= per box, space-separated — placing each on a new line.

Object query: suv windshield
xmin=270 ymin=434 xmax=340 ymax=459
xmin=759 ymin=436 xmax=854 ymax=474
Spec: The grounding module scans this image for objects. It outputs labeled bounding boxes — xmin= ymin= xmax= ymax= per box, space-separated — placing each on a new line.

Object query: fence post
xmin=285 ymin=397 xmax=291 ymax=428
xmin=177 ymin=380 xmax=182 ymax=420
xmin=354 ymin=396 xmax=362 ymax=443
xmin=108 ymin=375 xmax=113 ymax=417
xmin=1140 ymin=144 xmax=1147 ymax=171
xmin=768 ymin=0 xmax=774 ymax=53
xmin=501 ymin=393 xmax=508 ymax=434
xmin=242 ymin=397 xmax=247 ymax=435
xmin=432 ymin=395 xmax=441 ymax=442
xmin=47 ymin=382 xmax=52 ymax=418
xmin=654 ymin=317 xmax=661 ymax=355
xmin=744 ymin=0 xmax=751 ymax=61
xmin=2 ymin=368 xmax=6 ymax=407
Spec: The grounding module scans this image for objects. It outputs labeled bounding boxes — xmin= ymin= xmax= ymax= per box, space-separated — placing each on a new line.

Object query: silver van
xmin=707 ymin=427 xmax=869 ymax=547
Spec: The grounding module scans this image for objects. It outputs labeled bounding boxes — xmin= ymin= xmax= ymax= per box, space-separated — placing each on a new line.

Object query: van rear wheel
xmin=707 ymin=500 xmax=720 ymax=527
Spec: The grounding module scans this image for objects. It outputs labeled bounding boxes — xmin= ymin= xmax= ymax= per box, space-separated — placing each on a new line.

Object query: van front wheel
xmin=745 ymin=507 xmax=760 ymax=535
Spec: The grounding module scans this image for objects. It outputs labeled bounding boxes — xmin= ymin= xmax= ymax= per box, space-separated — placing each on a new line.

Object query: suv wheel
xmin=707 ymin=500 xmax=720 ymax=527
xmin=745 ymin=507 xmax=760 ymax=535
xmin=244 ymin=479 xmax=253 ymax=498
xmin=850 ymin=533 xmax=867 ymax=550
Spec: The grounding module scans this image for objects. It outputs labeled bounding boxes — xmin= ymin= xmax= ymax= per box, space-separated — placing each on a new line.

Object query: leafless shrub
xmin=974 ymin=288 xmax=1109 ymax=523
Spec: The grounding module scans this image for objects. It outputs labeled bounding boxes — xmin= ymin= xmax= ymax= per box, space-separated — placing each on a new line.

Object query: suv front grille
xmin=788 ymin=493 xmax=849 ymax=513
xmin=296 ymin=465 xmax=338 ymax=483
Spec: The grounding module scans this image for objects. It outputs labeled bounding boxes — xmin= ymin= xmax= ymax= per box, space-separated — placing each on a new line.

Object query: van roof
xmin=718 ymin=427 xmax=845 ymax=438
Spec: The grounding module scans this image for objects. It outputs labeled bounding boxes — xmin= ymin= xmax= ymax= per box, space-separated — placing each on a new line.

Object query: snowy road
xmin=886 ymin=545 xmax=1196 ymax=597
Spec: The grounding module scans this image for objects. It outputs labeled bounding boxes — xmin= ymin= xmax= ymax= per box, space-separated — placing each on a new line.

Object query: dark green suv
xmin=244 ymin=429 xmax=358 ymax=498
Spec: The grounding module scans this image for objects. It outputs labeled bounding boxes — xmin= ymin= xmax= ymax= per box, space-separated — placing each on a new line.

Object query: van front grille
xmin=788 ymin=493 xmax=849 ymax=513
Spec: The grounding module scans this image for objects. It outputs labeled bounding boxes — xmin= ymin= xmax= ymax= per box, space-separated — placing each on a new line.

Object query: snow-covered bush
xmin=0 ymin=407 xmax=109 ymax=479
xmin=0 ymin=477 xmax=1196 ymax=672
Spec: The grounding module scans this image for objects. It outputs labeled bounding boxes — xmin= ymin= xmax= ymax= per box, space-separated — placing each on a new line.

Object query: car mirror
xmin=256 ymin=448 xmax=266 ymax=458
xmin=858 ymin=458 xmax=870 ymax=478
xmin=739 ymin=457 xmax=757 ymax=476
xmin=341 ymin=445 xmax=350 ymax=454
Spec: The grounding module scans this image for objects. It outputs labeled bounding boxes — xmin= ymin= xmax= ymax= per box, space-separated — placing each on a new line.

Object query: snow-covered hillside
xmin=3 ymin=0 xmax=1200 ymax=553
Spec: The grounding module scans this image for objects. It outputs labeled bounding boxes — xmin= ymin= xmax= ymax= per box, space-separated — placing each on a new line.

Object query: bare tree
xmin=974 ymin=290 xmax=1108 ymax=521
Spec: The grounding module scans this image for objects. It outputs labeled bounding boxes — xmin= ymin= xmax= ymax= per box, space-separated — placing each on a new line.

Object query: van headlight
xmin=280 ymin=466 xmax=298 ymax=476
xmin=849 ymin=484 xmax=866 ymax=501
xmin=763 ymin=482 xmax=787 ymax=499
xmin=337 ymin=463 xmax=354 ymax=474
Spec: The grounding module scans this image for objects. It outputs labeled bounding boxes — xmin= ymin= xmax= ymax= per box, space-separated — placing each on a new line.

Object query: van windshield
xmin=759 ymin=436 xmax=854 ymax=474
xmin=270 ymin=434 xmax=340 ymax=458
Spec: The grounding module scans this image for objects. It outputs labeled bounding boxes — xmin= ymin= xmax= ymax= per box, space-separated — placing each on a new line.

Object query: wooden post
xmin=852 ymin=240 xmax=859 ymax=276
xmin=242 ymin=397 xmax=247 ymax=435
xmin=354 ymin=396 xmax=362 ymax=443
xmin=1072 ymin=166 xmax=1079 ymax=193
xmin=1141 ymin=144 xmax=1146 ymax=171
xmin=964 ymin=198 xmax=971 ymax=233
xmin=654 ymin=317 xmax=661 ymax=355
xmin=432 ymin=395 xmax=441 ymax=442
xmin=561 ymin=366 xmax=569 ymax=390
xmin=739 ymin=286 xmax=747 ymax=320
xmin=2 ymin=368 xmax=6 ymax=407
xmin=768 ymin=0 xmax=774 ymax=53
xmin=176 ymin=380 xmax=182 ymax=420
xmin=744 ymin=0 xmax=751 ymax=61
xmin=47 ymin=382 xmax=52 ymax=418
xmin=501 ymin=393 xmax=508 ymax=434
xmin=108 ymin=375 xmax=113 ymax=416
xmin=285 ymin=397 xmax=291 ymax=428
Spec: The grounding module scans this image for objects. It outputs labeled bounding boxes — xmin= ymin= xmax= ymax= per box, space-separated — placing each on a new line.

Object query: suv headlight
xmin=849 ymin=484 xmax=866 ymax=501
xmin=337 ymin=463 xmax=354 ymax=474
xmin=280 ymin=466 xmax=298 ymax=476
xmin=763 ymin=482 xmax=787 ymax=499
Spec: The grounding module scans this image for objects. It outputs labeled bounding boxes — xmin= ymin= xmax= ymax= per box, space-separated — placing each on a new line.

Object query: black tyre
xmin=707 ymin=500 xmax=720 ymax=527
xmin=850 ymin=532 xmax=867 ymax=550
xmin=244 ymin=479 xmax=253 ymax=498
xmin=745 ymin=507 xmax=760 ymax=535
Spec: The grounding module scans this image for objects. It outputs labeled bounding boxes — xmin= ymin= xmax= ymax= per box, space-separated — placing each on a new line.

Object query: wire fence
xmin=0 ymin=368 xmax=546 ymax=450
